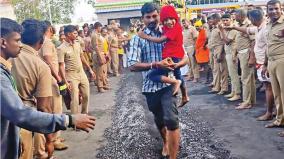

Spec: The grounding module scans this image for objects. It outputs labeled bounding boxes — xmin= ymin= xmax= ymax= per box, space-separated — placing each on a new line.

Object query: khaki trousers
xmin=238 ymin=51 xmax=256 ymax=105
xmin=103 ymin=61 xmax=108 ymax=84
xmin=19 ymin=129 xmax=33 ymax=159
xmin=93 ymin=54 xmax=107 ymax=89
xmin=110 ymin=48 xmax=119 ymax=75
xmin=268 ymin=57 xmax=284 ymax=126
xmin=209 ymin=49 xmax=215 ymax=85
xmin=51 ymin=78 xmax=63 ymax=141
xmin=34 ymin=133 xmax=46 ymax=158
xmin=212 ymin=46 xmax=228 ymax=91
xmin=226 ymin=53 xmax=241 ymax=95
xmin=67 ymin=70 xmax=89 ymax=114
xmin=34 ymin=77 xmax=64 ymax=158
xmin=185 ymin=46 xmax=199 ymax=79
xmin=107 ymin=60 xmax=112 ymax=74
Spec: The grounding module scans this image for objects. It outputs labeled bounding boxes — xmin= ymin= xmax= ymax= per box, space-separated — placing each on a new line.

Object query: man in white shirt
xmin=229 ymin=9 xmax=274 ymax=119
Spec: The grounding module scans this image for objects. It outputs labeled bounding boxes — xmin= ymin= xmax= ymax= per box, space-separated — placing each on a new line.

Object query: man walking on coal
xmin=128 ymin=2 xmax=188 ymax=159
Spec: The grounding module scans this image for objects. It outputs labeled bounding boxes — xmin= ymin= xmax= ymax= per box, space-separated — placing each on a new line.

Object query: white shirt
xmin=247 ymin=21 xmax=267 ymax=64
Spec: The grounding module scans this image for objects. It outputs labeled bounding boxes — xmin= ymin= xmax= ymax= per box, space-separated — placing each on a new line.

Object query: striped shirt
xmin=128 ymin=28 xmax=168 ymax=93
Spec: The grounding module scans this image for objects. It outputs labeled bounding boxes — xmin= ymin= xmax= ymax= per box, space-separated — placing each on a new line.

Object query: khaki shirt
xmin=236 ymin=18 xmax=254 ymax=51
xmin=77 ymin=36 xmax=86 ymax=52
xmin=39 ymin=37 xmax=59 ymax=73
xmin=57 ymin=41 xmax=83 ymax=72
xmin=207 ymin=28 xmax=213 ymax=49
xmin=183 ymin=26 xmax=198 ymax=47
xmin=84 ymin=36 xmax=92 ymax=53
xmin=210 ymin=26 xmax=223 ymax=49
xmin=11 ymin=44 xmax=52 ymax=107
xmin=267 ymin=15 xmax=284 ymax=59
xmin=224 ymin=29 xmax=238 ymax=56
xmin=0 ymin=56 xmax=12 ymax=71
xmin=109 ymin=34 xmax=119 ymax=48
xmin=91 ymin=32 xmax=105 ymax=54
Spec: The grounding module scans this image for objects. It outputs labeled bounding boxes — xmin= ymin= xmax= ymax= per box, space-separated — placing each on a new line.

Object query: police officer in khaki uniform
xmin=234 ymin=9 xmax=256 ymax=110
xmin=108 ymin=26 xmax=120 ymax=76
xmin=207 ymin=16 xmax=216 ymax=87
xmin=11 ymin=19 xmax=54 ymax=159
xmin=101 ymin=27 xmax=110 ymax=84
xmin=264 ymin=0 xmax=284 ymax=137
xmin=37 ymin=21 xmax=68 ymax=153
xmin=91 ymin=22 xmax=109 ymax=93
xmin=219 ymin=14 xmax=241 ymax=101
xmin=209 ymin=13 xmax=228 ymax=95
xmin=58 ymin=25 xmax=94 ymax=114
xmin=182 ymin=19 xmax=199 ymax=82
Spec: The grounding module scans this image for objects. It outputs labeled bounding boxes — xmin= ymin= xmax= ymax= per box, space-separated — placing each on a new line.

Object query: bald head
xmin=235 ymin=9 xmax=248 ymax=23
xmin=236 ymin=9 xmax=247 ymax=17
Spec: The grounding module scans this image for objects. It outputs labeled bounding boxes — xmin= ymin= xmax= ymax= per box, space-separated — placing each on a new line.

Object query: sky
xmin=72 ymin=1 xmax=97 ymax=23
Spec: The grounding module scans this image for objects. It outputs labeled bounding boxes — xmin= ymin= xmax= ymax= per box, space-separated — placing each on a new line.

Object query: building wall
xmin=97 ymin=10 xmax=141 ymax=26
xmin=0 ymin=0 xmax=16 ymax=20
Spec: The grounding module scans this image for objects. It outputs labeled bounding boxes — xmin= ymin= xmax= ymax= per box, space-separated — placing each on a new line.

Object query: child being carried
xmin=138 ymin=5 xmax=189 ymax=107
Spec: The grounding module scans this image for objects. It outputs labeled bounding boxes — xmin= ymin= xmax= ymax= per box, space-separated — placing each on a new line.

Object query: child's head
xmin=160 ymin=5 xmax=179 ymax=28
xmin=163 ymin=17 xmax=176 ymax=28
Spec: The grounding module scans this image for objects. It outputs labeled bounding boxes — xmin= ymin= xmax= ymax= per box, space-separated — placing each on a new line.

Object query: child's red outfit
xmin=160 ymin=5 xmax=185 ymax=59
xmin=148 ymin=5 xmax=185 ymax=86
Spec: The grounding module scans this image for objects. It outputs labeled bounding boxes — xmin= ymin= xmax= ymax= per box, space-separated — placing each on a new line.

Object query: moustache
xmin=147 ymin=22 xmax=157 ymax=30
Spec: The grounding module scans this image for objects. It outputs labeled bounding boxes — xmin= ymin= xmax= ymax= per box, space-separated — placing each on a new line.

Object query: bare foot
xmin=257 ymin=113 xmax=273 ymax=121
xmin=178 ymin=96 xmax=190 ymax=108
xmin=98 ymin=88 xmax=105 ymax=93
xmin=278 ymin=131 xmax=284 ymax=137
xmin=193 ymin=78 xmax=199 ymax=83
xmin=172 ymin=80 xmax=181 ymax=96
xmin=235 ymin=103 xmax=252 ymax=110
xmin=162 ymin=144 xmax=169 ymax=157
xmin=187 ymin=77 xmax=193 ymax=81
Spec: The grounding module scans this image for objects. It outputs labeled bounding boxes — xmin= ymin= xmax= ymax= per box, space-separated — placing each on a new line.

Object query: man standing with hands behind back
xmin=38 ymin=20 xmax=68 ymax=152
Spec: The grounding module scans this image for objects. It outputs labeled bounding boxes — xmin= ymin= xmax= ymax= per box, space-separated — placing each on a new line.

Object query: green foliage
xmin=86 ymin=0 xmax=95 ymax=8
xmin=11 ymin=0 xmax=76 ymax=24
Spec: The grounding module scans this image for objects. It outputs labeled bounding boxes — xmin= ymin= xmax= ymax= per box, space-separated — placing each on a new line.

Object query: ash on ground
xmin=96 ymin=72 xmax=232 ymax=159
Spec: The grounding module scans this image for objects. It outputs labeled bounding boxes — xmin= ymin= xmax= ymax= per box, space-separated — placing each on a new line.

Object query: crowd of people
xmin=190 ymin=0 xmax=284 ymax=136
xmin=1 ymin=0 xmax=284 ymax=159
xmin=128 ymin=1 xmax=284 ymax=158
xmin=180 ymin=0 xmax=284 ymax=138
xmin=0 ymin=16 xmax=136 ymax=158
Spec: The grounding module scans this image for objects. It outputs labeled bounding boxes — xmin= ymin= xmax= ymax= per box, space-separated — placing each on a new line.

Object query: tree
xmin=11 ymin=0 xmax=77 ymax=24
xmin=86 ymin=0 xmax=96 ymax=8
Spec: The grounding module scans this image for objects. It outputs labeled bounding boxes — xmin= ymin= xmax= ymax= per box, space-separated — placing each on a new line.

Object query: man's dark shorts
xmin=143 ymin=86 xmax=179 ymax=131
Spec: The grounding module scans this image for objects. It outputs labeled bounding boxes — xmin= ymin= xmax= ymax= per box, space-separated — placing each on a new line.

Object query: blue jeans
xmin=148 ymin=57 xmax=185 ymax=86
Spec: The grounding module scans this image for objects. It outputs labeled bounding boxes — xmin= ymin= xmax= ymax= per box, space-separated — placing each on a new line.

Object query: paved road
xmin=56 ymin=71 xmax=284 ymax=159
xmin=55 ymin=76 xmax=121 ymax=158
